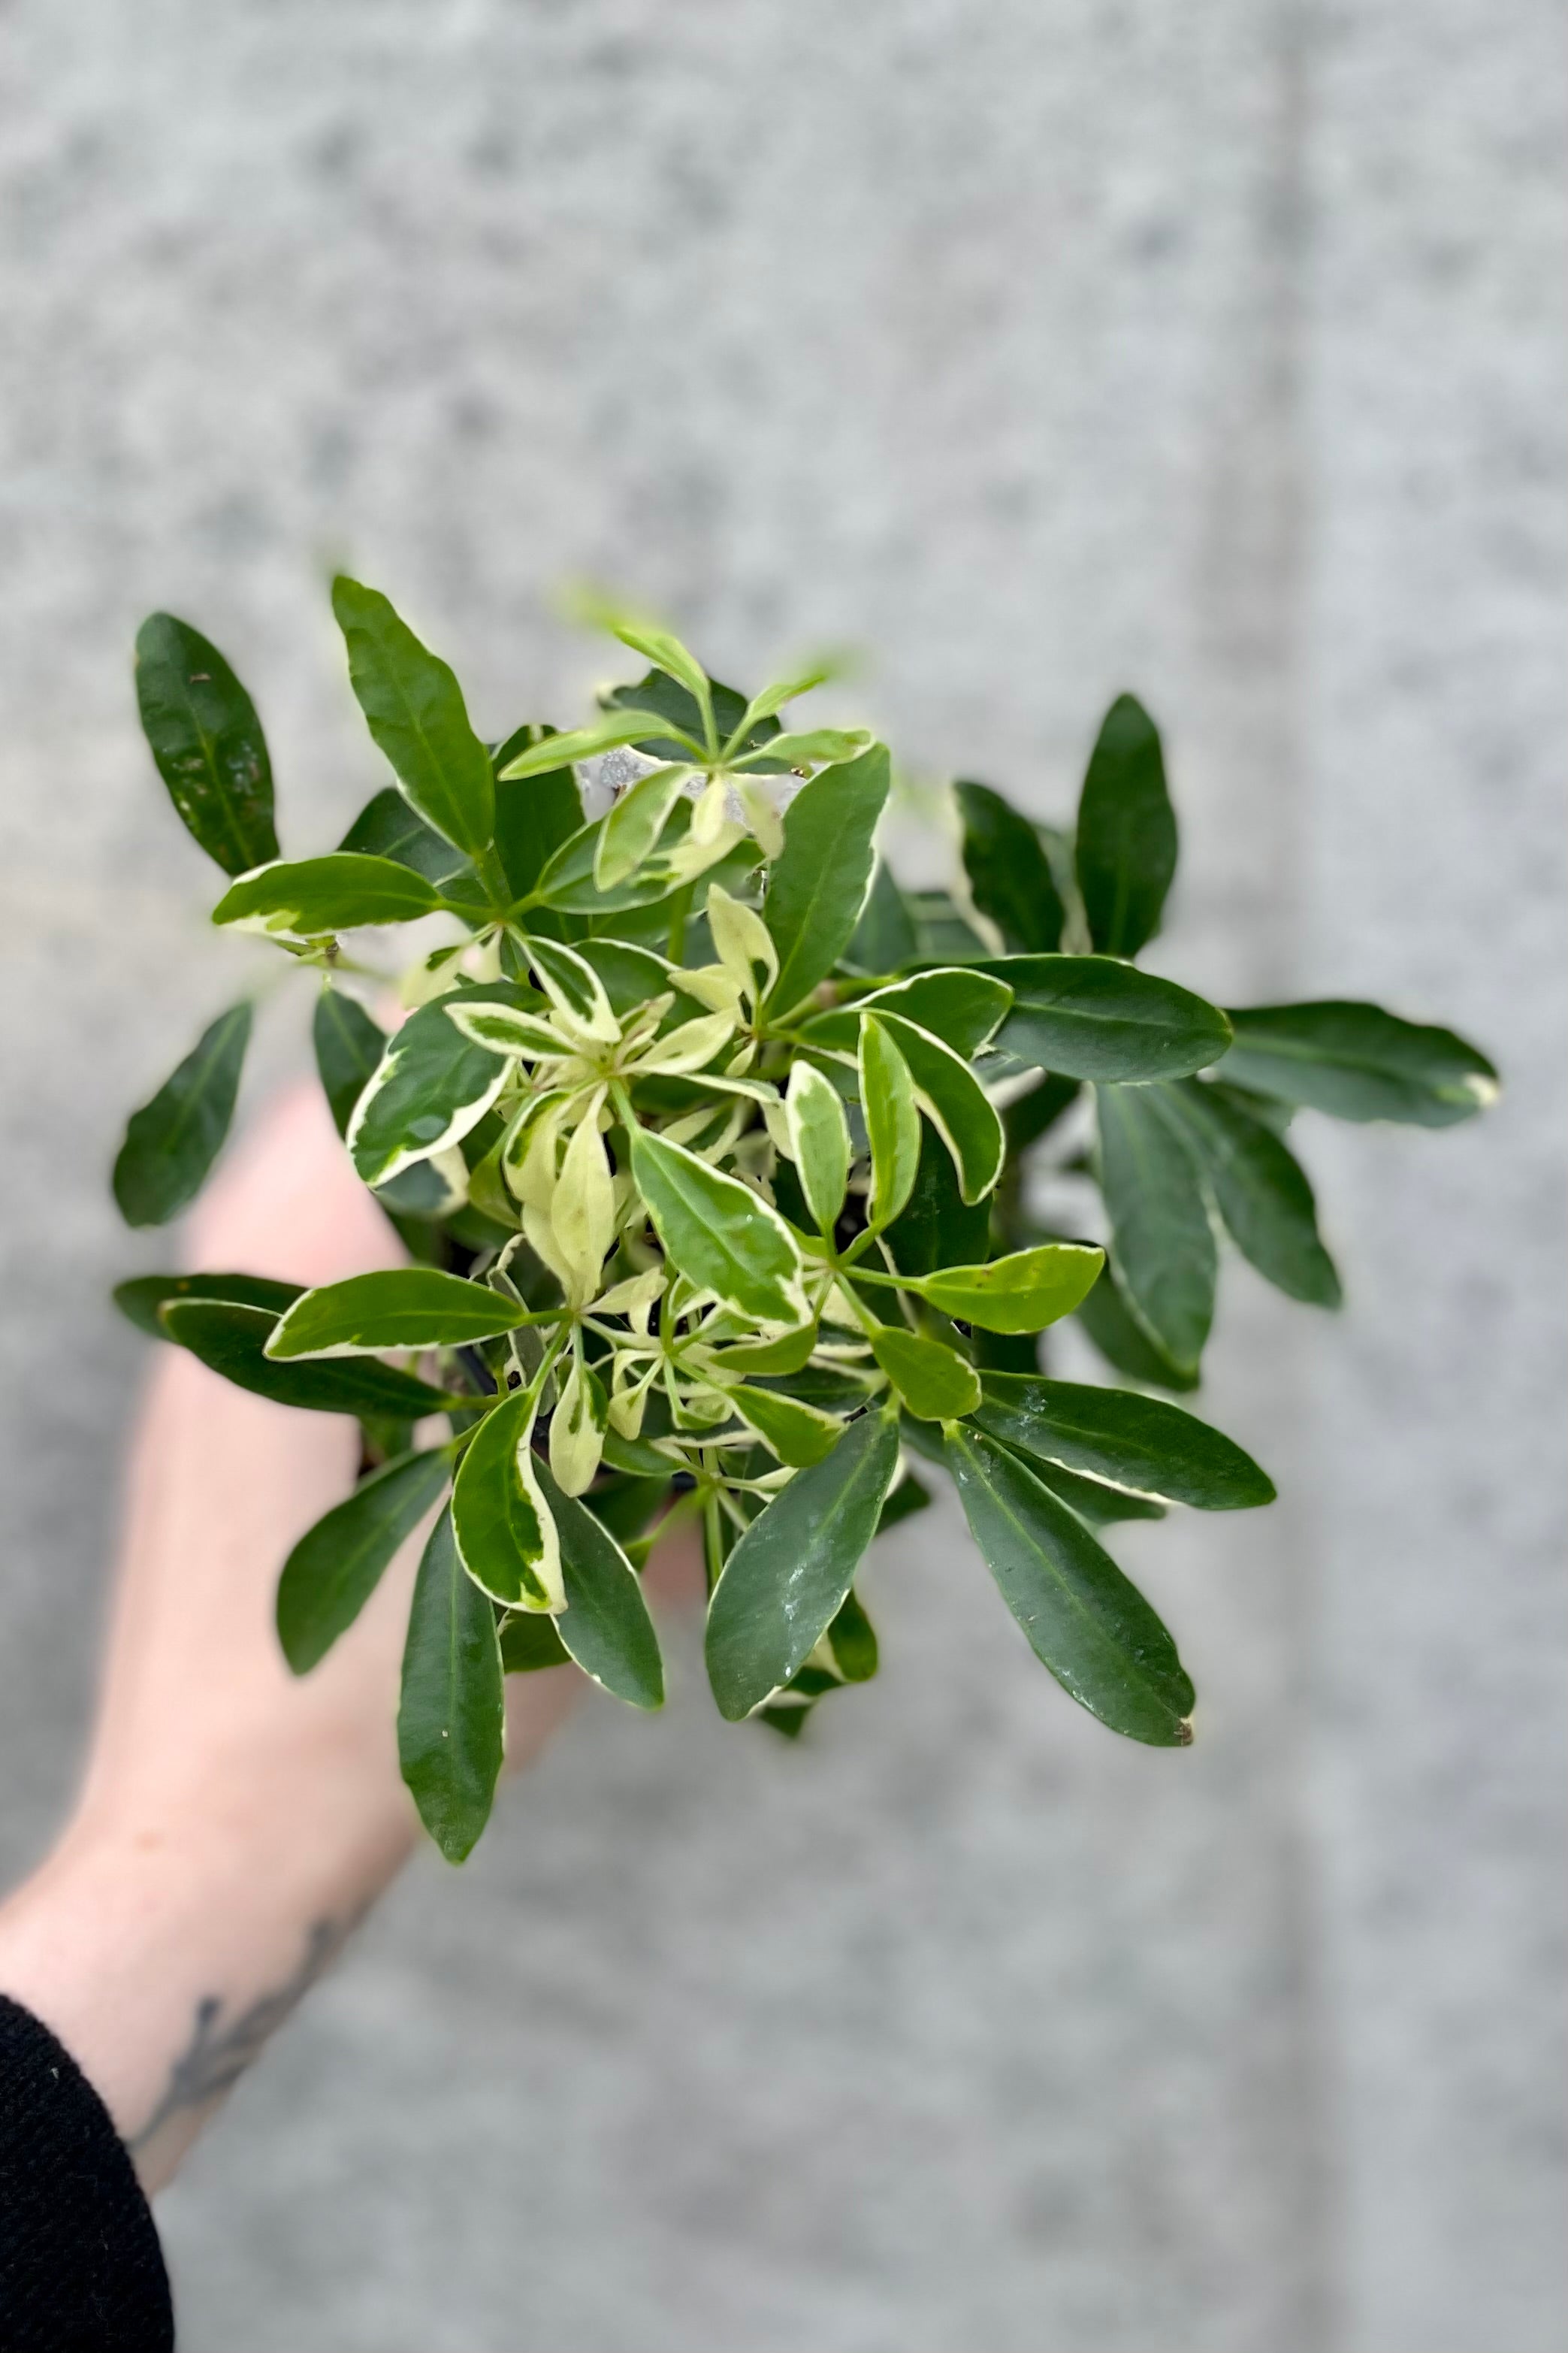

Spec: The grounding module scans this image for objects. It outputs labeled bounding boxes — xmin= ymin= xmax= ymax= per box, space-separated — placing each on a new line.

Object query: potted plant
xmin=110 ymin=585 xmax=1497 ymax=1859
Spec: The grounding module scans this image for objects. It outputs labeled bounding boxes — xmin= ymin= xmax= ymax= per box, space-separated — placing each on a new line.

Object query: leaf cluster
xmin=111 ymin=592 xmax=1497 ymax=1858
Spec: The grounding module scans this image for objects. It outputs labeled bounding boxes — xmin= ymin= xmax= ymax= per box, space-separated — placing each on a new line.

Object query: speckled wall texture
xmin=0 ymin=5 xmax=1563 ymax=2349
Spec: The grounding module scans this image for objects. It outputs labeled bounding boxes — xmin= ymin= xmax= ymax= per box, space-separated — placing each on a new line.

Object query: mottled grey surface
xmin=0 ymin=5 xmax=1563 ymax=2350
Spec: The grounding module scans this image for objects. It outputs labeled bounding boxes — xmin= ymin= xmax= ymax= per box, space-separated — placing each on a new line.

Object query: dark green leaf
xmin=802 ymin=967 xmax=1013 ymax=1058
xmin=1005 ymin=1073 xmax=1080 ymax=1154
xmin=574 ymin=938 xmax=678 ymax=1017
xmin=333 ymin=576 xmax=495 ymax=858
xmin=908 ymin=890 xmax=990 ymax=963
xmin=582 ymin=1471 xmax=673 ymax=1547
xmin=1162 ymin=1080 xmax=1341 ymax=1307
xmin=874 ymin=1012 xmax=1005 ymax=1204
xmin=884 ymin=1121 xmax=991 ymax=1278
xmin=313 ymin=989 xmax=385 ymax=1139
xmin=876 ymin=1468 xmax=932 ymax=1535
xmin=213 ymin=853 xmax=444 ymax=939
xmin=981 ymin=955 xmax=1231 ymax=1083
xmin=1073 ymin=1263 xmax=1199 ymax=1393
xmin=398 ymin=1507 xmax=506 ymax=1862
xmin=763 ymin=744 xmax=891 ymax=1015
xmin=492 ymin=758 xmax=585 ymax=904
xmin=535 ymin=1459 xmax=664 ymax=1709
xmin=705 ymin=1408 xmax=901 ymax=1719
xmin=605 ymin=670 xmax=781 ymax=767
xmin=113 ymin=1270 xmax=301 ymax=1338
xmin=973 ymin=1374 xmax=1275 ymax=1508
xmin=1074 ymin=693 xmax=1177 ymax=957
xmin=268 ymin=1267 xmax=533 ymax=1359
xmin=956 ymin=780 xmax=1065 ymax=953
xmin=825 ymin=1587 xmax=878 ymax=1680
xmin=277 ymin=1448 xmax=451 ymax=1674
xmin=159 ymin=1297 xmax=449 ymax=1417
xmin=1220 ymin=1000 xmax=1499 ymax=1127
xmin=134 ymin=613 xmax=278 ymax=877
xmin=1095 ymin=1083 xmax=1216 ymax=1375
xmin=846 ymin=857 xmax=919 ymax=975
xmin=944 ymin=1426 xmax=1194 ymax=1745
xmin=1029 ymin=1460 xmax=1167 ymax=1524
xmin=499 ymin=1610 xmax=572 ymax=1673
xmin=348 ymin=1000 xmax=512 ymax=1188
xmin=338 ymin=785 xmax=474 ymax=887
xmin=113 ymin=1003 xmax=251 ymax=1228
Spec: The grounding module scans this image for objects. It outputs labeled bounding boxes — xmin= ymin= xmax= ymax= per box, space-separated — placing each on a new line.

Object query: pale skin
xmin=0 ymin=1086 xmax=693 ymax=2191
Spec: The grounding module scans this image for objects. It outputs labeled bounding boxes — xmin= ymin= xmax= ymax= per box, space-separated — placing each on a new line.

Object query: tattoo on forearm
xmin=128 ymin=1917 xmax=342 ymax=2154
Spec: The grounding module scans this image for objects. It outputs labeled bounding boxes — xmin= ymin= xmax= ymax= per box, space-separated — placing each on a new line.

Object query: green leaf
xmin=824 ymin=1586 xmax=878 ymax=1680
xmin=499 ymin=711 xmax=690 ymax=779
xmin=571 ymin=597 xmax=716 ymax=742
xmin=1005 ymin=1073 xmax=1081 ymax=1154
xmin=1029 ymin=1461 xmax=1167 ymax=1525
xmin=1074 ymin=694 xmax=1177 ymax=957
xmin=912 ymin=1242 xmax=1104 ymax=1334
xmin=1095 ymin=1083 xmax=1215 ymax=1375
xmin=745 ymin=726 xmax=872 ymax=769
xmin=500 ymin=1610 xmax=572 ymax=1673
xmin=874 ymin=1012 xmax=1005 ymax=1205
xmin=276 ymin=1449 xmax=452 ymax=1674
xmin=630 ymin=1127 xmax=806 ymax=1328
xmin=944 ymin=1426 xmax=1194 ymax=1745
xmin=534 ymin=1458 xmax=664 ymax=1708
xmin=980 ymin=955 xmax=1231 ymax=1083
xmin=451 ymin=1388 xmax=563 ymax=1613
xmin=491 ymin=754 xmax=584 ymax=903
xmin=339 ymin=786 xmax=473 ymax=888
xmin=606 ymin=670 xmax=781 ymax=767
xmin=882 ymin=1119 xmax=991 ymax=1277
xmin=267 ymin=1268 xmax=533 ymax=1359
xmin=333 ymin=576 xmax=495 ymax=858
xmin=956 ymin=780 xmax=1065 ymax=953
xmin=784 ymin=1060 xmax=850 ymax=1234
xmin=908 ymin=889 xmax=989 ymax=963
xmin=868 ymin=1325 xmax=981 ymax=1420
xmin=521 ymin=936 xmax=618 ymax=1039
xmin=113 ymin=1003 xmax=251 ymax=1228
xmin=730 ymin=1384 xmax=845 ymax=1468
xmin=802 ymin=967 xmax=1013 ymax=1058
xmin=348 ymin=1000 xmax=514 ymax=1188
xmin=876 ymin=1468 xmax=931 ymax=1535
xmin=846 ymin=858 xmax=919 ymax=975
xmin=574 ymin=937 xmax=681 ymax=1016
xmin=1073 ymin=1262 xmax=1199 ymax=1393
xmin=705 ymin=1408 xmax=900 ymax=1719
xmin=533 ymin=800 xmax=760 ymax=916
xmin=159 ymin=1298 xmax=450 ymax=1417
xmin=113 ymin=1270 xmax=301 ymax=1338
xmin=860 ymin=1015 xmax=921 ymax=1231
xmin=763 ymin=744 xmax=891 ymax=1014
xmin=213 ymin=854 xmax=443 ymax=939
xmin=594 ymin=763 xmax=696 ymax=889
xmin=1220 ymin=1000 xmax=1499 ymax=1127
xmin=398 ymin=1507 xmax=506 ymax=1862
xmin=313 ymin=989 xmax=385 ymax=1138
xmin=972 ymin=1374 xmax=1275 ymax=1508
xmin=134 ymin=613 xmax=279 ymax=877
xmin=1161 ymin=1080 xmax=1342 ymax=1306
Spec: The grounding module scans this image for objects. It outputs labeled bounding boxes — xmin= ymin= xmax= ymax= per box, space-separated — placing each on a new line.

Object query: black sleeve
xmin=0 ymin=1994 xmax=174 ymax=2351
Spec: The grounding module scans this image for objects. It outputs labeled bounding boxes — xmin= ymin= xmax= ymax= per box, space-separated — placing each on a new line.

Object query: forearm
xmin=0 ymin=1764 xmax=415 ymax=2193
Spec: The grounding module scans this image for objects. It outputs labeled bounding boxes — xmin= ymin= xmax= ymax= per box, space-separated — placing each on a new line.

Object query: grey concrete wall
xmin=0 ymin=5 xmax=1562 ymax=2348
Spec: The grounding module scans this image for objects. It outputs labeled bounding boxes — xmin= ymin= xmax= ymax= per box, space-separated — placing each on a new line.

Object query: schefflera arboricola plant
xmin=110 ymin=584 xmax=1499 ymax=1861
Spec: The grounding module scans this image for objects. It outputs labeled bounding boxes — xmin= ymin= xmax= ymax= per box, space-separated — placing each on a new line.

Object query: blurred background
xmin=1 ymin=5 xmax=1564 ymax=2348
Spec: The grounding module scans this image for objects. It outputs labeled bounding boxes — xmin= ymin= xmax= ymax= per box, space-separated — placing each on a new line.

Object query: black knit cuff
xmin=0 ymin=1992 xmax=174 ymax=2350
